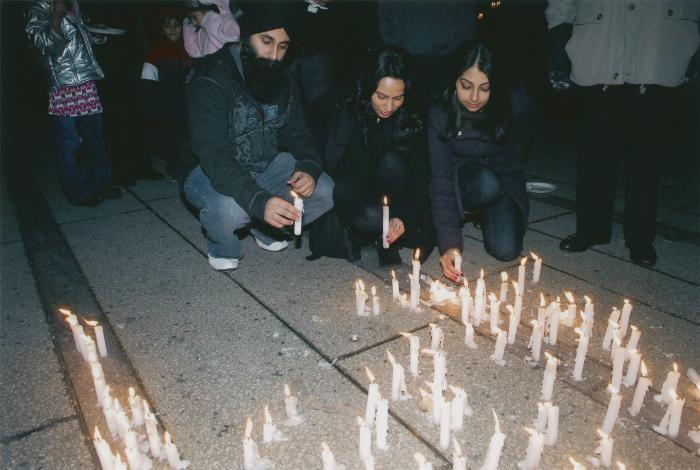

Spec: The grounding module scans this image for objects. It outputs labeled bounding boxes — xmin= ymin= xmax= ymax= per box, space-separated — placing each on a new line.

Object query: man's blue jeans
xmin=183 ymin=152 xmax=334 ymax=260
xmin=52 ymin=114 xmax=112 ymax=203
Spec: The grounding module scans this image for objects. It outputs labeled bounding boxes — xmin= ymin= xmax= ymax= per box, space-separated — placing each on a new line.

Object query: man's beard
xmin=240 ymin=40 xmax=285 ymax=104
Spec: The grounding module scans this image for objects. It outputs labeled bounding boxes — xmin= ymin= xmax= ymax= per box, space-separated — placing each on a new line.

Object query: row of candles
xmin=59 ymin=308 xmax=189 ymax=470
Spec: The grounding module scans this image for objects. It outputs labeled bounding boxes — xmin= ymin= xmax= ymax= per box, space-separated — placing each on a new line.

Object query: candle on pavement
xmin=242 ymin=418 xmax=259 ymax=470
xmin=628 ymin=361 xmax=651 ymax=416
xmin=391 ymin=270 xmax=399 ymax=299
xmin=375 ymin=398 xmax=389 ymax=450
xmin=365 ymin=367 xmax=380 ymax=426
xmin=517 ymin=256 xmax=527 ymax=294
xmin=164 ymin=431 xmax=189 ymax=470
xmin=572 ymin=327 xmax=590 ymax=381
xmin=358 ymin=417 xmax=373 ymax=461
xmin=400 ymin=332 xmax=420 ymax=377
xmin=507 ymin=305 xmax=518 ymax=345
xmin=371 ymin=286 xmax=380 ymax=315
xmin=595 ymin=430 xmax=613 ymax=469
xmin=602 ymin=385 xmax=622 ymax=435
xmin=541 ymin=353 xmax=558 ymax=401
xmin=291 ymin=190 xmax=303 ymax=236
xmin=284 ymin=384 xmax=303 ymax=426
xmin=655 ymin=363 xmax=680 ymax=404
xmin=623 ymin=349 xmax=642 ymax=388
xmin=531 ymin=252 xmax=542 ymax=284
xmin=499 ymin=272 xmax=508 ymax=302
xmin=620 ymin=299 xmax=633 ymax=338
xmin=490 ymin=329 xmax=507 ymax=366
xmin=464 ymin=322 xmax=478 ymax=349
xmin=93 ymin=427 xmax=114 ymax=470
xmin=517 ymin=427 xmax=544 ymax=470
xmin=481 ymin=409 xmax=506 ymax=470
xmin=489 ymin=293 xmax=501 ymax=336
xmin=653 ymin=390 xmax=685 ymax=438
xmin=452 ymin=439 xmax=467 ymax=470
xmin=85 ymin=319 xmax=108 ymax=357
xmin=382 ymin=196 xmax=389 ymax=249
xmin=545 ymin=402 xmax=559 ymax=446
xmin=387 ymin=350 xmax=409 ymax=401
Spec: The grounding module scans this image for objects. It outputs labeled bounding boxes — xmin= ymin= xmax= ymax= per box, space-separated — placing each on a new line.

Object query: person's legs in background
xmin=75 ymin=113 xmax=120 ymax=199
xmin=52 ymin=115 xmax=99 ymax=206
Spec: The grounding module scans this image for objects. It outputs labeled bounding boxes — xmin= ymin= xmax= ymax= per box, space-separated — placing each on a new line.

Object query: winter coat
xmin=26 ymin=0 xmax=104 ymax=91
xmin=428 ymin=86 xmax=534 ymax=254
xmin=545 ymin=0 xmax=700 ymax=87
xmin=186 ymin=45 xmax=323 ymax=221
xmin=183 ymin=0 xmax=240 ymax=58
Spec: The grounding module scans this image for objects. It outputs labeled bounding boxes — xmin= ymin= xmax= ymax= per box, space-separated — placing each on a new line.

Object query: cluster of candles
xmin=59 ymin=308 xmax=189 ymax=470
xmin=349 ymin=250 xmax=692 ymax=468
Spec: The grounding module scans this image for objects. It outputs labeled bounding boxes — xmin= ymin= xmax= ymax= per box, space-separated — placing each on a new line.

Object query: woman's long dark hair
xmin=347 ymin=46 xmax=423 ymax=150
xmin=439 ymin=40 xmax=513 ymax=143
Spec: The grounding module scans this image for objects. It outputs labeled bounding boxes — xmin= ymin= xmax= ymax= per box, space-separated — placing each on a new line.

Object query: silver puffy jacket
xmin=25 ymin=0 xmax=104 ymax=91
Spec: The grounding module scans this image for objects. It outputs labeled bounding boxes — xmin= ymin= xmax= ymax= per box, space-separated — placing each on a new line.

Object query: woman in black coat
xmin=428 ymin=40 xmax=534 ymax=282
xmin=321 ymin=46 xmax=435 ymax=266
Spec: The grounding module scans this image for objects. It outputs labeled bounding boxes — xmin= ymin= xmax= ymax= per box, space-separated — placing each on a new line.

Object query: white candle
xmin=409 ymin=274 xmax=420 ymax=311
xmin=412 ymin=249 xmax=421 ymax=280
xmin=355 ymin=280 xmax=368 ymax=316
xmin=622 ymin=350 xmax=642 ymax=388
xmin=476 ymin=269 xmax=485 ymax=298
xmin=387 ymin=350 xmax=408 ymax=401
xmin=569 ymin=457 xmax=586 ymax=469
xmin=382 ymin=196 xmax=389 ymax=249
xmin=655 ymin=363 xmax=680 ymax=404
xmin=371 ymin=286 xmax=380 ymax=315
xmin=572 ymin=327 xmax=589 ymax=381
xmin=653 ymin=390 xmax=685 ymax=438
xmin=499 ymin=272 xmax=508 ymax=302
xmin=428 ymin=323 xmax=442 ymax=351
xmin=464 ymin=322 xmax=477 ymax=349
xmin=541 ymin=353 xmax=558 ymax=401
xmin=391 ymin=270 xmax=399 ymax=299
xmin=263 ymin=405 xmax=281 ymax=443
xmin=400 ymin=333 xmax=420 ymax=377
xmin=564 ymin=291 xmax=577 ymax=327
xmin=284 ymin=384 xmax=303 ymax=425
xmin=459 ymin=285 xmax=471 ymax=325
xmin=489 ymin=293 xmax=501 ymax=336
xmin=473 ymin=293 xmax=484 ymax=325
xmin=528 ymin=320 xmax=544 ymax=363
xmin=512 ymin=281 xmax=523 ymax=324
xmin=547 ymin=295 xmax=561 ymax=346
xmin=624 ymin=326 xmax=641 ymax=359
xmin=163 ymin=431 xmax=189 ymax=470
xmin=454 ymin=250 xmax=462 ymax=278
xmin=61 ymin=309 xmax=83 ymax=354
xmin=291 ymin=190 xmax=303 ymax=236
xmin=364 ymin=368 xmax=380 ymax=426
xmin=434 ymin=351 xmax=447 ymax=392
xmin=91 ymin=362 xmax=107 ymax=408
xmin=531 ymin=252 xmax=542 ymax=284
xmin=375 ymin=398 xmax=389 ymax=450
xmin=113 ymin=398 xmax=130 ymax=443
xmin=242 ymin=418 xmax=259 ymax=470
xmin=103 ymin=396 xmax=118 ymax=438
xmin=449 ymin=386 xmax=471 ymax=431
xmin=620 ymin=299 xmax=632 ymax=338
xmin=545 ymin=402 xmax=559 ymax=446
xmin=534 ymin=402 xmax=547 ymax=432
xmin=452 ymin=440 xmax=467 ymax=470
xmin=93 ymin=427 xmax=115 ymax=470
xmin=583 ymin=296 xmax=595 ymax=335
xmin=429 ymin=380 xmax=444 ymax=425
xmin=127 ymin=387 xmax=144 ymax=428
xmin=480 ymin=409 xmax=506 ymax=470
xmin=517 ymin=427 xmax=544 ymax=470
xmin=414 ymin=453 xmax=433 ymax=470
xmin=357 ymin=417 xmax=373 ymax=461
xmin=506 ymin=305 xmax=517 ymax=345
xmin=602 ymin=385 xmax=622 ymax=435
xmin=628 ymin=361 xmax=651 ymax=416
xmin=76 ymin=325 xmax=88 ymax=359
xmin=490 ymin=329 xmax=507 ymax=366
xmin=113 ymin=454 xmax=127 ymax=470
xmin=321 ymin=442 xmax=340 ymax=470
xmin=517 ymin=256 xmax=527 ymax=294
xmin=143 ymin=400 xmax=162 ymax=459
xmin=84 ymin=320 xmax=108 ymax=357
xmin=611 ymin=338 xmax=625 ymax=390
xmin=440 ymin=399 xmax=451 ymax=449
xmin=595 ymin=430 xmax=613 ymax=468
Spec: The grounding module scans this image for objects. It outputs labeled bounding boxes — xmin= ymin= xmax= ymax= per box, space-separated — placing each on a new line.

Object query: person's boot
xmin=559 ymin=233 xmax=610 ymax=252
xmin=377 ymin=243 xmax=402 ymax=267
xmin=626 ymin=240 xmax=657 ymax=267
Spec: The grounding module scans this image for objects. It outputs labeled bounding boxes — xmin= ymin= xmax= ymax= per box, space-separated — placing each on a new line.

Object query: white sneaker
xmin=208 ymin=254 xmax=239 ymax=271
xmin=254 ymin=237 xmax=288 ymax=252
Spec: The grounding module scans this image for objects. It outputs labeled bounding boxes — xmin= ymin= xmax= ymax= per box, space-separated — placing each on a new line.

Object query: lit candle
xmin=357 ymin=417 xmax=373 ymax=461
xmin=622 ymin=350 xmax=642 ymax=388
xmin=473 ymin=292 xmax=484 ymax=326
xmin=102 ymin=389 xmax=118 ymax=437
xmin=459 ymin=283 xmax=471 ymax=325
xmin=653 ymin=390 xmax=685 ymax=438
xmin=430 ymin=324 xmax=444 ymax=351
xmin=602 ymin=385 xmax=622 ymax=435
xmin=568 ymin=456 xmax=586 ymax=469
xmin=400 ymin=332 xmax=420 ymax=377
xmin=454 ymin=250 xmax=462 ymax=279
xmin=127 ymin=387 xmax=144 ymax=428
xmin=534 ymin=402 xmax=547 ymax=432
xmin=143 ymin=400 xmax=162 ymax=459
xmin=375 ymin=398 xmax=389 ymax=450
xmin=624 ymin=326 xmax=641 ymax=359
xmin=489 ymin=293 xmax=501 ymax=336
xmin=476 ymin=269 xmax=485 ymax=298
xmin=517 ymin=427 xmax=544 ymax=470
xmin=387 ymin=350 xmax=408 ymax=401
xmin=409 ymin=274 xmax=420 ymax=311
xmin=546 ymin=295 xmax=560 ymax=346
xmin=620 ymin=299 xmax=633 ymax=338
xmin=449 ymin=386 xmax=472 ymax=431
xmin=655 ymin=363 xmax=680 ymax=404
xmin=583 ymin=296 xmax=595 ymax=336
xmin=321 ymin=442 xmax=340 ymax=470
xmin=91 ymin=362 xmax=107 ymax=409
xmin=499 ymin=272 xmax=508 ymax=302
xmin=531 ymin=252 xmax=542 ymax=284
xmin=365 ymin=367 xmax=380 ymax=426
xmin=163 ymin=431 xmax=189 ymax=470
xmin=59 ymin=308 xmax=83 ymax=354
xmin=545 ymin=402 xmax=559 ymax=446
xmin=602 ymin=314 xmax=620 ymax=351
xmin=391 ymin=270 xmax=399 ymax=299
xmin=284 ymin=384 xmax=303 ymax=426
xmin=564 ymin=291 xmax=577 ymax=327
xmin=426 ymin=349 xmax=447 ymax=392
xmin=490 ymin=329 xmax=507 ymax=366
xmin=517 ymin=256 xmax=527 ymax=294
xmin=611 ymin=338 xmax=625 ymax=390
xmin=76 ymin=324 xmax=88 ymax=358
xmin=428 ymin=380 xmax=444 ymax=425
xmin=84 ymin=319 xmax=108 ymax=357
xmin=291 ymin=190 xmax=303 ymax=236
xmin=263 ymin=405 xmax=283 ymax=443
xmin=355 ymin=280 xmax=368 ymax=316
xmin=371 ymin=286 xmax=380 ymax=315
xmin=480 ymin=409 xmax=506 ymax=470
xmin=242 ymin=418 xmax=259 ymax=470
xmin=382 ymin=196 xmax=389 ymax=249
xmin=414 ymin=453 xmax=433 ymax=470
xmin=439 ymin=399 xmax=451 ymax=449
xmin=93 ymin=427 xmax=114 ymax=470
xmin=541 ymin=353 xmax=558 ymax=401
xmin=572 ymin=327 xmax=589 ymax=381
xmin=595 ymin=430 xmax=613 ymax=468
xmin=512 ymin=281 xmax=523 ymax=324
xmin=412 ymin=249 xmax=421 ymax=280
xmin=528 ymin=320 xmax=544 ymax=363
xmin=452 ymin=439 xmax=467 ymax=470
xmin=418 ymin=387 xmax=432 ymax=413
xmin=113 ymin=398 xmax=130 ymax=443
xmin=464 ymin=322 xmax=478 ymax=349
xmin=507 ymin=305 xmax=517 ymax=345
xmin=537 ymin=293 xmax=547 ymax=328
xmin=628 ymin=361 xmax=651 ymax=416
xmin=125 ymin=430 xmax=150 ymax=470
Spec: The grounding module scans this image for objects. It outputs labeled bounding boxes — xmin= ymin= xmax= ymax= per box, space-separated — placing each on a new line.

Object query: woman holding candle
xmin=312 ymin=46 xmax=435 ymax=266
xmin=428 ymin=40 xmax=534 ymax=281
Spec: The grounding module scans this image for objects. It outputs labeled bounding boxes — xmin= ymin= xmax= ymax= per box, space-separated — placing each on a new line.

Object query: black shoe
xmin=72 ymin=193 xmax=104 ymax=207
xmin=626 ymin=241 xmax=657 ymax=267
xmin=377 ymin=244 xmax=402 ymax=267
xmin=98 ymin=186 xmax=123 ymax=199
xmin=559 ymin=233 xmax=610 ymax=252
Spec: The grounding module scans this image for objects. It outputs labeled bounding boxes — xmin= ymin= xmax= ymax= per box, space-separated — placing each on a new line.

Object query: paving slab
xmin=530 ymin=213 xmax=700 ymax=285
xmin=0 ymin=419 xmax=94 ymax=469
xmin=58 ymin=209 xmax=443 ymax=468
xmin=1 ymin=185 xmax=21 ymax=243
xmin=0 ymin=242 xmax=77 ymax=438
xmin=339 ymin=318 xmax=700 ymax=469
xmin=128 ymin=178 xmax=181 ymax=202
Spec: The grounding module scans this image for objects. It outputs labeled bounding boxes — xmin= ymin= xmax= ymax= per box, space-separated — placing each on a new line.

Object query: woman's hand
xmin=385 ymin=217 xmax=405 ymax=245
xmin=440 ymin=250 xmax=462 ymax=283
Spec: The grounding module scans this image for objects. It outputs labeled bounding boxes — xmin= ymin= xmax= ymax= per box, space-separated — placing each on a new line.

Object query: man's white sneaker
xmin=208 ymin=254 xmax=239 ymax=271
xmin=254 ymin=237 xmax=288 ymax=252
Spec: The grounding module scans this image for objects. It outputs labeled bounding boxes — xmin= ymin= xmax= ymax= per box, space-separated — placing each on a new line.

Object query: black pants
xmin=576 ymin=85 xmax=675 ymax=244
xmin=341 ymin=152 xmax=436 ymax=253
xmin=458 ymin=162 xmax=525 ymax=262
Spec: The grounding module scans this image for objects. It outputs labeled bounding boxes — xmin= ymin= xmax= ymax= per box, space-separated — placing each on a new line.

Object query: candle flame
xmin=569 ymin=457 xmax=583 ymax=466
xmin=414 ymin=248 xmax=421 ymax=261
xmin=530 ymin=252 xmax=539 ymax=260
xmin=357 ymin=416 xmax=365 ymax=427
xmin=84 ymin=319 xmax=98 ymax=326
xmin=596 ymin=429 xmax=609 ymax=440
xmin=365 ymin=366 xmax=376 ymax=383
xmin=264 ymin=405 xmax=272 ymax=424
xmin=488 ymin=292 xmax=497 ymax=302
xmin=673 ymin=363 xmax=678 ymax=373
xmin=480 ymin=269 xmax=485 ymax=279
xmin=128 ymin=387 xmax=135 ymax=398
xmin=641 ymin=361 xmax=648 ymax=377
xmin=383 ymin=195 xmax=388 ymax=206
xmin=511 ymin=280 xmax=519 ymax=296
xmin=94 ymin=426 xmax=102 ymax=440
xmin=399 ymin=331 xmax=413 ymax=339
xmin=524 ymin=426 xmax=537 ymax=437
xmin=356 ymin=279 xmax=365 ymax=291
xmin=492 ymin=408 xmax=501 ymax=433
xmin=58 ymin=308 xmax=72 ymax=316
xmin=453 ymin=439 xmax=463 ymax=456
xmin=449 ymin=385 xmax=464 ymax=395
xmin=284 ymin=384 xmax=291 ymax=397
xmin=545 ymin=352 xmax=554 ymax=361
xmin=616 ymin=462 xmax=626 ymax=470
xmin=371 ymin=286 xmax=377 ymax=296
xmin=386 ymin=349 xmax=396 ymax=364
xmin=624 ymin=299 xmax=630 ymax=305
xmin=244 ymin=418 xmax=252 ymax=438
xmin=540 ymin=292 xmax=546 ymax=307
xmin=584 ymin=295 xmax=592 ymax=304
xmin=531 ymin=319 xmax=539 ymax=327
xmin=555 ymin=296 xmax=560 ymax=303
xmin=607 ymin=384 xmax=620 ymax=395
xmin=564 ymin=291 xmax=575 ymax=303
xmin=520 ymin=256 xmax=527 ymax=266
xmin=506 ymin=304 xmax=514 ymax=314
xmin=414 ymin=453 xmax=426 ymax=464
xmin=501 ymin=271 xmax=508 ymax=282
xmin=165 ymin=431 xmax=172 ymax=444
xmin=391 ymin=270 xmax=396 ymax=280
xmin=321 ymin=442 xmax=330 ymax=452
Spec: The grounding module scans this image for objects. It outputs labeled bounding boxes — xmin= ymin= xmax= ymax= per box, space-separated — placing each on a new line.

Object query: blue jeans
xmin=459 ymin=163 xmax=524 ymax=261
xmin=52 ymin=114 xmax=112 ymax=203
xmin=183 ymin=152 xmax=334 ymax=259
